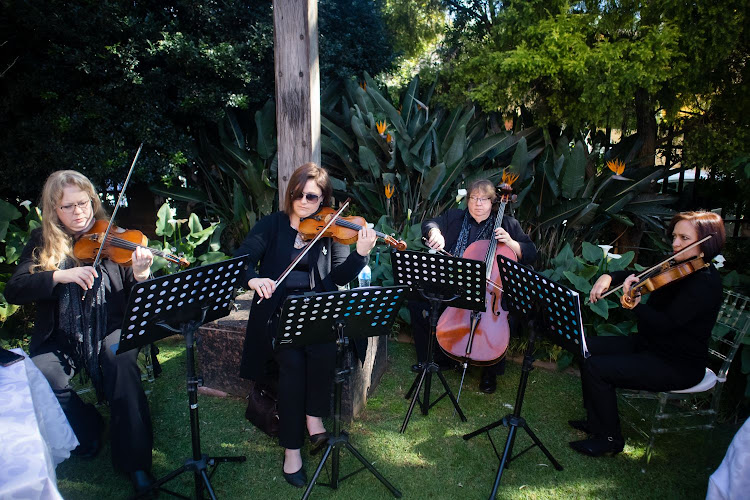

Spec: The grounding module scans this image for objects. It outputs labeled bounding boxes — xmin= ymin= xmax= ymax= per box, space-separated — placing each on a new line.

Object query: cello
xmin=435 ymin=172 xmax=518 ymax=366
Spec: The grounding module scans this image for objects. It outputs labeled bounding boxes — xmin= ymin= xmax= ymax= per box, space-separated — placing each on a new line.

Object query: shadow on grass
xmin=57 ymin=336 xmax=736 ymax=499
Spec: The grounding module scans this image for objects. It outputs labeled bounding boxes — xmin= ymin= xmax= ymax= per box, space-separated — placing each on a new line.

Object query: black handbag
xmin=245 ymin=382 xmax=279 ymax=438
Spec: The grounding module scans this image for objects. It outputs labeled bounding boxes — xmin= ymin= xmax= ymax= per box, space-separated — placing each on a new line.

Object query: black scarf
xmin=450 ymin=210 xmax=495 ymax=258
xmin=58 ymin=258 xmax=107 ymax=400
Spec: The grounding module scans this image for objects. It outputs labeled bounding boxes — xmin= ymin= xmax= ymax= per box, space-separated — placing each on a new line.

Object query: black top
xmin=422 ymin=208 xmax=537 ymax=266
xmin=233 ymin=210 xmax=368 ymax=380
xmin=5 ymin=228 xmax=137 ymax=354
xmin=610 ymin=265 xmax=723 ymax=370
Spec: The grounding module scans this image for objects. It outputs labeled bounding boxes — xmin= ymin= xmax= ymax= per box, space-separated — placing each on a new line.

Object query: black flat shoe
xmin=282 ymin=460 xmax=307 ymax=488
xmin=568 ymin=419 xmax=591 ymax=434
xmin=411 ymin=363 xmax=424 ymax=373
xmin=129 ymin=469 xmax=155 ymax=497
xmin=569 ymin=436 xmax=624 ymax=457
xmin=479 ymin=372 xmax=497 ymax=394
xmin=309 ymin=432 xmax=329 ymax=455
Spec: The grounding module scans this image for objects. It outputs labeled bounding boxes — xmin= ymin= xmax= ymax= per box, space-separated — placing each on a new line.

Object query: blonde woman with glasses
xmin=5 ymin=170 xmax=155 ymax=494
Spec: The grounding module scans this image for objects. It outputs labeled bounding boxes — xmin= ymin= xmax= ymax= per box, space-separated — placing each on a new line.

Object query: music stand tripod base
xmin=118 ymin=257 xmax=250 ymax=500
xmin=464 ymin=256 xmax=587 ymax=499
xmin=392 ymin=251 xmax=486 ymax=432
xmin=276 ymin=286 xmax=407 ymax=499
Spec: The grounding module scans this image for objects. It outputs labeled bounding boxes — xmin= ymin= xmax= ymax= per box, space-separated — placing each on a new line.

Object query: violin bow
xmin=597 ymin=234 xmax=712 ymax=300
xmin=256 ymin=198 xmax=351 ymax=305
xmin=421 ymin=237 xmax=503 ymax=293
xmin=82 ymin=143 xmax=143 ymax=300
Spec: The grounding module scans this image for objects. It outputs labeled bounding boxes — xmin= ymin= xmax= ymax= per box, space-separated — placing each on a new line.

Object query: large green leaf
xmin=466 ymin=132 xmax=513 ymax=163
xmin=155 ymin=202 xmax=175 ymax=238
xmin=364 ymin=73 xmax=409 ymax=141
xmin=358 ymin=146 xmax=381 ymax=178
xmin=321 ymin=115 xmax=354 ymax=150
xmin=561 ymin=141 xmax=586 ymax=199
xmin=564 ymin=271 xmax=593 ymax=294
xmin=582 ymin=241 xmax=604 ymax=263
xmin=401 ymin=75 xmax=419 ymax=126
xmin=538 ymin=199 xmax=592 ymax=228
xmin=255 ymin=99 xmax=276 ymax=160
xmin=443 ymin=125 xmax=466 ymax=168
xmin=421 ymin=163 xmax=446 ymax=200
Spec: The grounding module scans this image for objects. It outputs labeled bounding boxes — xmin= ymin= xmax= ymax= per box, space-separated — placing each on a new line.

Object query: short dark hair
xmin=668 ymin=211 xmax=725 ymax=260
xmin=283 ymin=162 xmax=333 ymax=215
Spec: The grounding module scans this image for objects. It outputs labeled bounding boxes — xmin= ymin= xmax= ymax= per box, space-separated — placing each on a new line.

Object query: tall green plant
xmin=152 ymin=102 xmax=278 ymax=247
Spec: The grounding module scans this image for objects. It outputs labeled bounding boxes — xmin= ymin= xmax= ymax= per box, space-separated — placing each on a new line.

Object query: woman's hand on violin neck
xmin=53 ymin=266 xmax=98 ymax=290
xmin=589 ymin=274 xmax=613 ymax=303
xmin=131 ymin=247 xmax=153 ymax=282
xmin=426 ymin=228 xmax=445 ymax=251
xmin=249 ymin=277 xmax=276 ymax=300
xmin=356 ymin=227 xmax=377 ymax=256
xmin=622 ymin=274 xmax=639 ymax=296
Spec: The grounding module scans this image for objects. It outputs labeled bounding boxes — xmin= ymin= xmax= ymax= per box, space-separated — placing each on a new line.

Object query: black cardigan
xmin=422 ymin=208 xmax=537 ymax=266
xmin=5 ymin=228 xmax=136 ymax=355
xmin=609 ymin=266 xmax=722 ymax=370
xmin=233 ymin=211 xmax=368 ymax=380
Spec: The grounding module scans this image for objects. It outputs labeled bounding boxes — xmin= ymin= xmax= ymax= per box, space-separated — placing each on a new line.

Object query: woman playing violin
xmin=234 ymin=162 xmax=376 ymax=488
xmin=5 ymin=170 xmax=155 ymax=493
xmin=415 ymin=179 xmax=537 ymax=393
xmin=570 ymin=211 xmax=726 ymax=457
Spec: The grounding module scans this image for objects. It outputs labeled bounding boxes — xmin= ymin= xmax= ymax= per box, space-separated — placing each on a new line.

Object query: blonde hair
xmin=32 ymin=170 xmax=108 ymax=272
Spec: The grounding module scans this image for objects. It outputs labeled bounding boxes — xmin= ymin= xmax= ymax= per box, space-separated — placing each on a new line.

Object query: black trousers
xmin=581 ymin=335 xmax=704 ymax=439
xmin=408 ymin=299 xmax=506 ymax=375
xmin=32 ymin=330 xmax=153 ymax=472
xmin=275 ymin=342 xmax=336 ymax=450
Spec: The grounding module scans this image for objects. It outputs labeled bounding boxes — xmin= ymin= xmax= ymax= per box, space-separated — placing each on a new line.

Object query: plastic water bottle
xmin=358 ymin=264 xmax=371 ymax=288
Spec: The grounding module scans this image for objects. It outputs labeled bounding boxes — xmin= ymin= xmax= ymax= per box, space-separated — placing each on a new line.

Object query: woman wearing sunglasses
xmin=234 ymin=162 xmax=376 ymax=488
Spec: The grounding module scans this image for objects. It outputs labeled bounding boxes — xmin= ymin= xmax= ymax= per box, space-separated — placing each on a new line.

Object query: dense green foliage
xmin=0 ymin=0 xmax=395 ymax=201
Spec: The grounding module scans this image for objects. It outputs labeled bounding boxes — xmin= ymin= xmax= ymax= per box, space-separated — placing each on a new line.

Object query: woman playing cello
xmin=570 ymin=211 xmax=726 ymax=457
xmin=234 ymin=162 xmax=376 ymax=488
xmin=414 ymin=178 xmax=537 ymax=393
xmin=5 ymin=170 xmax=155 ymax=493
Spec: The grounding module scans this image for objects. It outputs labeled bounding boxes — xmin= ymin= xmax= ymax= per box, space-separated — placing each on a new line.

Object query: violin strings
xmin=335 ymin=218 xmax=387 ymax=238
xmin=103 ymin=235 xmax=180 ymax=263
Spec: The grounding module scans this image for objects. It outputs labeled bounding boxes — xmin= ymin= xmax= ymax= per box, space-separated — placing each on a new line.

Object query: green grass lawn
xmin=57 ymin=337 xmax=736 ymax=499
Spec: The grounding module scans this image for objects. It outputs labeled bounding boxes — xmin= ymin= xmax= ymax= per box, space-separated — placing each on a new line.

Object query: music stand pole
xmin=392 ymin=251 xmax=486 ymax=433
xmin=463 ymin=255 xmax=589 ymax=498
xmin=274 ymin=286 xmax=407 ymax=499
xmin=117 ymin=257 xmax=249 ymax=499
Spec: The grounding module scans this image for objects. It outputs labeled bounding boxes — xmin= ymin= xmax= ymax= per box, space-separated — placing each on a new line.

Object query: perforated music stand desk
xmin=464 ymin=255 xmax=587 ymax=499
xmin=391 ymin=250 xmax=486 ymax=432
xmin=276 ymin=286 xmax=406 ymax=500
xmin=117 ymin=256 xmax=249 ymax=500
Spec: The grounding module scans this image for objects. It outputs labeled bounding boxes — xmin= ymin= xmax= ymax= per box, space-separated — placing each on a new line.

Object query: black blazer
xmin=422 ymin=208 xmax=537 ymax=266
xmin=5 ymin=228 xmax=136 ymax=354
xmin=233 ymin=211 xmax=368 ymax=380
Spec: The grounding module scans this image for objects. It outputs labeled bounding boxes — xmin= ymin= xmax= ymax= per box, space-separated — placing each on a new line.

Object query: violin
xmin=435 ymin=171 xmax=519 ymax=366
xmin=74 ymin=220 xmax=190 ymax=267
xmin=621 ymin=255 xmax=709 ymax=309
xmin=298 ymin=206 xmax=407 ymax=251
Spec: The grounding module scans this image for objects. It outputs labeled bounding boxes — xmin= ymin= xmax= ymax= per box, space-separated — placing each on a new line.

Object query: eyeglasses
xmin=59 ymin=199 xmax=91 ymax=213
xmin=469 ymin=196 xmax=491 ymax=204
xmin=295 ymin=192 xmax=322 ymax=203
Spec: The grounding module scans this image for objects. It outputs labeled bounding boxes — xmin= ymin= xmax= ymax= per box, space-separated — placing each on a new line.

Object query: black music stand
xmin=117 ymin=257 xmax=249 ymax=500
xmin=464 ymin=255 xmax=588 ymax=498
xmin=392 ymin=250 xmax=486 ymax=433
xmin=275 ymin=286 xmax=406 ymax=500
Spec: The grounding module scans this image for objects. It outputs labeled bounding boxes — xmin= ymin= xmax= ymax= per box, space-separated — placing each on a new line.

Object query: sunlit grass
xmin=57 ymin=336 xmax=735 ymax=499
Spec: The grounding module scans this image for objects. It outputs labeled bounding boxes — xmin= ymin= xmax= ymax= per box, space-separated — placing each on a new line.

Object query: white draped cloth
xmin=0 ymin=348 xmax=79 ymax=500
xmin=707 ymin=417 xmax=750 ymax=500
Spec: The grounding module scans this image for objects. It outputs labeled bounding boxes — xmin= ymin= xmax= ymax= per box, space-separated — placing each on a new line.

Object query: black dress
xmin=233 ymin=211 xmax=367 ymax=449
xmin=580 ymin=265 xmax=723 ymax=440
xmin=5 ymin=228 xmax=153 ymax=472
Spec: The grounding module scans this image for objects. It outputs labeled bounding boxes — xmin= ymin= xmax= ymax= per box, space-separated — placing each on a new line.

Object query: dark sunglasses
xmin=295 ymin=192 xmax=321 ymax=203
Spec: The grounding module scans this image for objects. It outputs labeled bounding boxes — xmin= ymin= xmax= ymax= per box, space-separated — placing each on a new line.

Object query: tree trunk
xmin=635 ymin=87 xmax=657 ymax=168
xmin=273 ymin=0 xmax=321 ymax=208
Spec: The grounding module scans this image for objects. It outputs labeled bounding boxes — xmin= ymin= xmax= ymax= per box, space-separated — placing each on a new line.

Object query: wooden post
xmin=273 ymin=0 xmax=321 ymax=208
